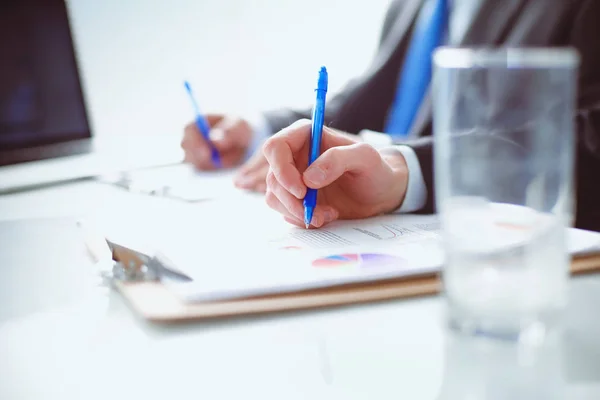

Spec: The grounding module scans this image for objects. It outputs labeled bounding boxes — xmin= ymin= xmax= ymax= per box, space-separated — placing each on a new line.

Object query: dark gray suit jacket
xmin=263 ymin=0 xmax=600 ymax=231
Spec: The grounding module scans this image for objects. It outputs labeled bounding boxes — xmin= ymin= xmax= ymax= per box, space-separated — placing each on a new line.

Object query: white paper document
xmin=96 ymin=163 xmax=240 ymax=201
xmin=164 ymin=214 xmax=446 ymax=302
xmin=165 ymin=214 xmax=600 ymax=303
xmin=96 ymin=186 xmax=600 ymax=304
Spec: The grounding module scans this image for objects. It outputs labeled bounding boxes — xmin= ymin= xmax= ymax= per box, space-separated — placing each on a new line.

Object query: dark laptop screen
xmin=0 ymin=0 xmax=91 ymax=152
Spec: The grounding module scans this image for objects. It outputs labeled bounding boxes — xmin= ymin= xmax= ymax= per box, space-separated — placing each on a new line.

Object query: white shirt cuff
xmin=393 ymin=145 xmax=427 ymax=213
xmin=245 ymin=113 xmax=272 ymax=161
xmin=359 ymin=129 xmax=427 ymax=213
xmin=359 ymin=129 xmax=394 ymax=149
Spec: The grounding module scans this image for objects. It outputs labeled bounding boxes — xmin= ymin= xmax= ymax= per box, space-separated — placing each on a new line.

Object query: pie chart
xmin=312 ymin=253 xmax=404 ymax=269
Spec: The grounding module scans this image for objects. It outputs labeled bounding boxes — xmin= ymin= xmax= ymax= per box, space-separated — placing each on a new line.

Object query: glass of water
xmin=432 ymin=47 xmax=580 ymax=338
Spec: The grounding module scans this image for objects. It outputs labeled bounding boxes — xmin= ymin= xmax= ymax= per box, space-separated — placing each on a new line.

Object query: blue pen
xmin=183 ymin=81 xmax=221 ymax=168
xmin=303 ymin=66 xmax=328 ymax=228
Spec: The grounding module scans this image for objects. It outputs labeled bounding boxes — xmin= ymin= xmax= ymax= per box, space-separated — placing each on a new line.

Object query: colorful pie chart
xmin=312 ymin=253 xmax=404 ymax=269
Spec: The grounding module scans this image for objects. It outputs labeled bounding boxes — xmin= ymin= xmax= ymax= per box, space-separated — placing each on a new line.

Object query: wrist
xmin=379 ymin=147 xmax=409 ymax=213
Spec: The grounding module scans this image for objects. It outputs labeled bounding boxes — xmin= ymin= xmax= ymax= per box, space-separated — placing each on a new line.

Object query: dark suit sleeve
xmin=408 ymin=0 xmax=600 ymax=224
xmin=262 ymin=0 xmax=405 ymax=134
xmin=571 ymin=0 xmax=600 ymax=230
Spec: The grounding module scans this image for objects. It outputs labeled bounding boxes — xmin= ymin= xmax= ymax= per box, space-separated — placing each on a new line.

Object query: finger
xmin=284 ymin=205 xmax=338 ymax=229
xmin=209 ymin=118 xmax=251 ymax=152
xmin=267 ymin=194 xmax=336 ymax=229
xmin=218 ymin=148 xmax=246 ymax=168
xmin=255 ymin=181 xmax=267 ymax=193
xmin=205 ymin=114 xmax=223 ymax=127
xmin=262 ymin=120 xmax=313 ymax=199
xmin=234 ymin=164 xmax=268 ymax=191
xmin=181 ymin=122 xmax=201 ymax=149
xmin=269 ymin=119 xmax=314 ymax=153
xmin=181 ymin=122 xmax=213 ymax=168
xmin=306 ymin=204 xmax=339 ymax=228
xmin=265 ymin=188 xmax=300 ymax=222
xmin=238 ymin=148 xmax=267 ymax=176
xmin=190 ymin=149 xmax=245 ymax=170
xmin=186 ymin=142 xmax=243 ymax=170
xmin=235 ymin=150 xmax=267 ymax=185
xmin=266 ymin=171 xmax=338 ymax=228
xmin=265 ymin=171 xmax=305 ymax=221
xmin=187 ymin=148 xmax=217 ymax=170
xmin=283 ymin=215 xmax=306 ymax=228
xmin=303 ymin=143 xmax=381 ymax=189
xmin=184 ymin=152 xmax=212 ymax=170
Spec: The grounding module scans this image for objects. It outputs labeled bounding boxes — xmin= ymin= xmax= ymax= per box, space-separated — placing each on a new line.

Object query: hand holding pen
xmin=182 ymin=82 xmax=262 ymax=174
xmin=184 ymin=81 xmax=222 ymax=168
xmin=303 ymin=66 xmax=328 ymax=227
xmin=262 ymin=66 xmax=411 ymax=229
xmin=180 ymin=83 xmax=274 ymax=193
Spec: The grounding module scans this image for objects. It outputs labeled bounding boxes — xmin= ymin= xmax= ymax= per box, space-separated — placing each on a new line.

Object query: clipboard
xmin=103 ymin=239 xmax=600 ymax=324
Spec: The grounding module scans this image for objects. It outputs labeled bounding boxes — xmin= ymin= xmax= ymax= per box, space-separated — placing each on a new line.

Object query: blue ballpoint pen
xmin=303 ymin=66 xmax=328 ymax=228
xmin=183 ymin=81 xmax=221 ymax=168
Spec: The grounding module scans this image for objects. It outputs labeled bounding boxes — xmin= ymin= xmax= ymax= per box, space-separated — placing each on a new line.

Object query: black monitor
xmin=0 ymin=0 xmax=93 ymax=166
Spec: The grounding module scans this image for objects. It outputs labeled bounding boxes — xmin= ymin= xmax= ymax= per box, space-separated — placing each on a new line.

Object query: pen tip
xmin=304 ymin=208 xmax=313 ymax=229
xmin=184 ymin=81 xmax=191 ymax=91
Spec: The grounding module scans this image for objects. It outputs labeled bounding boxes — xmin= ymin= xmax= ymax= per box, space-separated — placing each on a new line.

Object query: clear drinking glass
xmin=432 ymin=47 xmax=580 ymax=338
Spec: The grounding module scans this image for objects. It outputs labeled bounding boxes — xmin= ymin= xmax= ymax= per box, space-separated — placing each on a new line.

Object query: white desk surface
xmin=1 ymin=177 xmax=600 ymax=400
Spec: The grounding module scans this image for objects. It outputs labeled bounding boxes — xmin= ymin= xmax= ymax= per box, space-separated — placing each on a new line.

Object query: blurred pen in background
xmin=184 ymin=81 xmax=222 ymax=168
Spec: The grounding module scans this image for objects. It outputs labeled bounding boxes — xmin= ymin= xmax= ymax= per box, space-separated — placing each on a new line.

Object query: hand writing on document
xmin=181 ymin=114 xmax=269 ymax=192
xmin=263 ymin=119 xmax=409 ymax=228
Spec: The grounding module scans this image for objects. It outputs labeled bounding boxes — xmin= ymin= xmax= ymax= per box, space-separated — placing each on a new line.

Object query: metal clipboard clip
xmin=109 ymin=242 xmax=193 ymax=283
xmin=78 ymin=220 xmax=192 ymax=284
xmin=97 ymin=171 xmax=173 ymax=197
xmin=95 ymin=167 xmax=203 ymax=203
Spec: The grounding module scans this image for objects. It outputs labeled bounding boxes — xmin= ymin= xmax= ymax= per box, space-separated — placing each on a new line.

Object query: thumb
xmin=302 ymin=143 xmax=381 ymax=189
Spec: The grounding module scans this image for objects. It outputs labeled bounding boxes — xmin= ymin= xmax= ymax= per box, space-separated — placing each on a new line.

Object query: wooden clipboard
xmin=108 ymin=241 xmax=600 ymax=324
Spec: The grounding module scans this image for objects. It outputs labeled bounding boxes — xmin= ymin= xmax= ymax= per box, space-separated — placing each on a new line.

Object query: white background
xmin=65 ymin=0 xmax=392 ymax=138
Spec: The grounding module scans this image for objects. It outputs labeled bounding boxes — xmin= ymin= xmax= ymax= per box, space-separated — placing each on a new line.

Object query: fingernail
xmin=304 ymin=167 xmax=326 ymax=185
xmin=291 ymin=185 xmax=304 ymax=199
xmin=323 ymin=210 xmax=334 ymax=222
